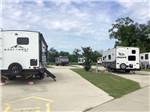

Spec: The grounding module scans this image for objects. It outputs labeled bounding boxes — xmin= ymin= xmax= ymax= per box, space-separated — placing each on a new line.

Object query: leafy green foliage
xmin=82 ymin=47 xmax=93 ymax=71
xmin=48 ymin=47 xmax=102 ymax=65
xmin=48 ymin=47 xmax=59 ymax=63
xmin=91 ymin=51 xmax=102 ymax=62
xmin=109 ymin=17 xmax=150 ymax=52
xmin=84 ymin=58 xmax=91 ymax=71
xmin=48 ymin=48 xmax=79 ymax=63
xmin=73 ymin=48 xmax=81 ymax=62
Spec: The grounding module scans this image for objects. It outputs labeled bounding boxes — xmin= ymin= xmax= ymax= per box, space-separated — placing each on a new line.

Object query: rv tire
xmin=8 ymin=63 xmax=22 ymax=75
xmin=120 ymin=63 xmax=127 ymax=70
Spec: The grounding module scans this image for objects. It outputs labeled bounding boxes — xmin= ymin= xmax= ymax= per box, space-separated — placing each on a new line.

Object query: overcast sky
xmin=0 ymin=0 xmax=150 ymax=53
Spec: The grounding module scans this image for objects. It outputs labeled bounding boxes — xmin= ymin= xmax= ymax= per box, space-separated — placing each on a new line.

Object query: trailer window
xmin=145 ymin=54 xmax=148 ymax=60
xmin=103 ymin=57 xmax=105 ymax=60
xmin=141 ymin=56 xmax=144 ymax=60
xmin=17 ymin=37 xmax=29 ymax=45
xmin=128 ymin=56 xmax=136 ymax=61
xmin=132 ymin=50 xmax=136 ymax=54
xmin=108 ymin=55 xmax=111 ymax=60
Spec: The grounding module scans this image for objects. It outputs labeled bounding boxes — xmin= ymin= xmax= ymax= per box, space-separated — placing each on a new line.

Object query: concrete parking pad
xmin=97 ymin=65 xmax=150 ymax=87
xmin=51 ymin=65 xmax=83 ymax=69
xmin=88 ymin=86 xmax=150 ymax=112
xmin=136 ymin=71 xmax=150 ymax=75
xmin=2 ymin=68 xmax=113 ymax=112
xmin=113 ymin=73 xmax=150 ymax=87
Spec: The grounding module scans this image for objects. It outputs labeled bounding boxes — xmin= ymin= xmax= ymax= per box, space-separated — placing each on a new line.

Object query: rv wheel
xmin=8 ymin=63 xmax=22 ymax=75
xmin=120 ymin=63 xmax=127 ymax=70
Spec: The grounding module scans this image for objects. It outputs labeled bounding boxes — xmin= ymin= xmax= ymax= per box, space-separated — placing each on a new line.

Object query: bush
xmin=84 ymin=59 xmax=91 ymax=71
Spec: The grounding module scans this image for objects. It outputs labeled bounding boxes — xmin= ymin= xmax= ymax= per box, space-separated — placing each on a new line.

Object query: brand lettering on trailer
xmin=118 ymin=52 xmax=125 ymax=56
xmin=117 ymin=52 xmax=126 ymax=58
xmin=4 ymin=45 xmax=28 ymax=52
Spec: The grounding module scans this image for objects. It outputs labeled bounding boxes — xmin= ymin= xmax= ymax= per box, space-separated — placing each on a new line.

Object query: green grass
xmin=69 ymin=62 xmax=78 ymax=65
xmin=47 ymin=65 xmax=54 ymax=68
xmin=72 ymin=69 xmax=140 ymax=98
xmin=48 ymin=62 xmax=56 ymax=65
xmin=142 ymin=69 xmax=150 ymax=72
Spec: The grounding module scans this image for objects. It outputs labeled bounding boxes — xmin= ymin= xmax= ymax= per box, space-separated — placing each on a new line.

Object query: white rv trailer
xmin=140 ymin=52 xmax=150 ymax=68
xmin=0 ymin=30 xmax=56 ymax=81
xmin=55 ymin=56 xmax=69 ymax=66
xmin=97 ymin=57 xmax=102 ymax=65
xmin=102 ymin=47 xmax=140 ymax=72
xmin=78 ymin=57 xmax=85 ymax=65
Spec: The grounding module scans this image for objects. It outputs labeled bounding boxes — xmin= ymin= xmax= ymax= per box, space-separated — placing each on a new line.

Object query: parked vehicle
xmin=140 ymin=52 xmax=150 ymax=68
xmin=78 ymin=57 xmax=85 ymax=65
xmin=102 ymin=46 xmax=140 ymax=72
xmin=97 ymin=57 xmax=102 ymax=65
xmin=0 ymin=30 xmax=56 ymax=81
xmin=55 ymin=56 xmax=69 ymax=66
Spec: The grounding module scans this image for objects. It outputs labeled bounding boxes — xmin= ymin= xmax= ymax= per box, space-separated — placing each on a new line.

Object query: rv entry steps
xmin=40 ymin=68 xmax=56 ymax=81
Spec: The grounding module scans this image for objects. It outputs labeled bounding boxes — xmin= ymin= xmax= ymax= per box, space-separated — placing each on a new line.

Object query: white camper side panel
xmin=102 ymin=48 xmax=116 ymax=68
xmin=2 ymin=31 xmax=39 ymax=70
xmin=140 ymin=52 xmax=150 ymax=67
xmin=105 ymin=49 xmax=116 ymax=62
xmin=78 ymin=57 xmax=85 ymax=64
xmin=0 ymin=36 xmax=2 ymax=69
xmin=102 ymin=49 xmax=116 ymax=62
xmin=116 ymin=47 xmax=140 ymax=69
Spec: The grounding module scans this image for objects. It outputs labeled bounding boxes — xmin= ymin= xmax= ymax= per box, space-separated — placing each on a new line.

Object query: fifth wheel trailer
xmin=140 ymin=52 xmax=150 ymax=68
xmin=0 ymin=30 xmax=56 ymax=81
xmin=102 ymin=47 xmax=140 ymax=72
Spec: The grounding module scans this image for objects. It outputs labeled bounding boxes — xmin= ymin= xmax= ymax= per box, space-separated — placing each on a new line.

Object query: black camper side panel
xmin=39 ymin=33 xmax=48 ymax=67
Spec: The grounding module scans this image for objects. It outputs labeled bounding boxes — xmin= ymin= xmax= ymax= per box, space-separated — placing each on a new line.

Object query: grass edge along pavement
xmin=142 ymin=68 xmax=150 ymax=72
xmin=72 ymin=69 xmax=141 ymax=98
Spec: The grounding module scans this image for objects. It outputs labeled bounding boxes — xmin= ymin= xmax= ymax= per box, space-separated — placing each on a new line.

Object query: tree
xmin=73 ymin=48 xmax=81 ymax=62
xmin=91 ymin=51 xmax=102 ymax=63
xmin=68 ymin=54 xmax=76 ymax=62
xmin=59 ymin=51 xmax=69 ymax=56
xmin=82 ymin=47 xmax=93 ymax=71
xmin=48 ymin=47 xmax=59 ymax=63
xmin=109 ymin=17 xmax=150 ymax=52
xmin=73 ymin=48 xmax=81 ymax=56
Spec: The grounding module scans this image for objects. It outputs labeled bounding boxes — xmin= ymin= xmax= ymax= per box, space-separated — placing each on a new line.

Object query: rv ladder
xmin=42 ymin=68 xmax=56 ymax=81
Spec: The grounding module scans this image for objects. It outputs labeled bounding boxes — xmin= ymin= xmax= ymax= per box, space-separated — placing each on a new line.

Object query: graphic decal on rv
xmin=117 ymin=52 xmax=126 ymax=58
xmin=118 ymin=52 xmax=125 ymax=56
xmin=4 ymin=45 xmax=28 ymax=52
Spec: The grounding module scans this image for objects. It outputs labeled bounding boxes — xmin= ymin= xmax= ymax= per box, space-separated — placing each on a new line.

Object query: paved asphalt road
xmin=1 ymin=68 xmax=113 ymax=112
